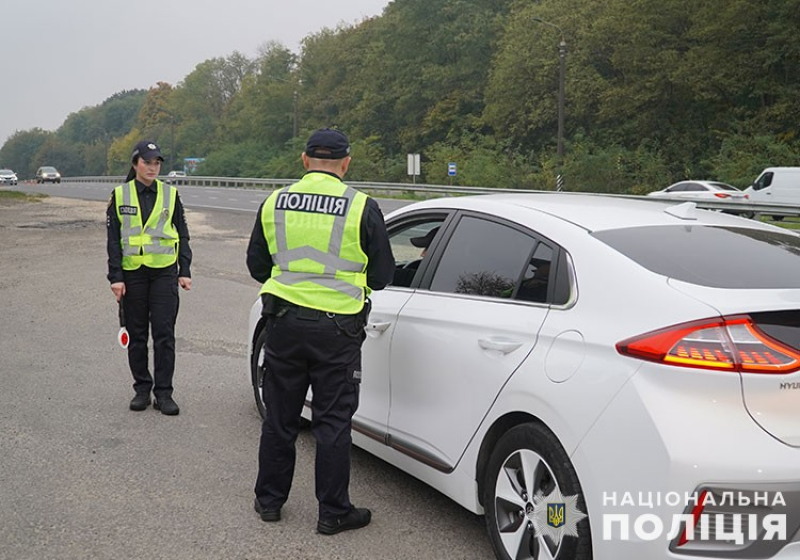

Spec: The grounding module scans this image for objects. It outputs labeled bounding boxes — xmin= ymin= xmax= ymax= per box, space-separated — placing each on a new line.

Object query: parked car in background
xmin=0 ymin=169 xmax=18 ymax=185
xmin=166 ymin=170 xmax=186 ymax=184
xmin=247 ymin=193 xmax=800 ymax=560
xmin=35 ymin=166 xmax=61 ymax=184
xmin=647 ymin=180 xmax=748 ymax=202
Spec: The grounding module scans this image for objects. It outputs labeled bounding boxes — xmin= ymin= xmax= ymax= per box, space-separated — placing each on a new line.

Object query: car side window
xmin=429 ymin=216 xmax=534 ymax=299
xmin=753 ymin=172 xmax=773 ymax=191
xmin=684 ymin=182 xmax=705 ymax=192
xmin=517 ymin=243 xmax=554 ymax=303
xmin=388 ymin=219 xmax=445 ymax=288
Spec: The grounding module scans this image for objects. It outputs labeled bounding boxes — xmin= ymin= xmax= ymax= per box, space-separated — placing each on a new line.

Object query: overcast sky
xmin=0 ymin=0 xmax=391 ymax=146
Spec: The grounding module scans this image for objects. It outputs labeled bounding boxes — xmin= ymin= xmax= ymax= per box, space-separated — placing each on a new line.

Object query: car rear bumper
xmin=574 ymin=364 xmax=800 ymax=558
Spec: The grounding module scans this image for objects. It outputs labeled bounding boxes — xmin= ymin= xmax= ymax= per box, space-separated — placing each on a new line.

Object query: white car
xmin=647 ymin=180 xmax=749 ymax=202
xmin=0 ymin=169 xmax=18 ymax=185
xmin=247 ymin=194 xmax=800 ymax=560
xmin=166 ymin=170 xmax=187 ymax=184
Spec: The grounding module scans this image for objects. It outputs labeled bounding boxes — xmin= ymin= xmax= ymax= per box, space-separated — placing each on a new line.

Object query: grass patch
xmin=0 ymin=190 xmax=47 ymax=203
xmin=763 ymin=218 xmax=800 ymax=230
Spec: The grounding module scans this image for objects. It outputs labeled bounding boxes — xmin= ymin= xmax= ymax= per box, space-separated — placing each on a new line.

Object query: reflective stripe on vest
xmin=115 ymin=180 xmax=179 ymax=270
xmin=259 ymin=175 xmax=369 ymax=314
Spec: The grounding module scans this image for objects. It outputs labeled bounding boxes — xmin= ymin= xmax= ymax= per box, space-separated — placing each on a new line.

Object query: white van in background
xmin=744 ymin=167 xmax=800 ymax=205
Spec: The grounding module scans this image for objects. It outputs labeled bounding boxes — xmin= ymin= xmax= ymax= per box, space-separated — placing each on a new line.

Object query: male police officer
xmin=247 ymin=128 xmax=394 ymax=534
xmin=107 ymin=140 xmax=192 ymax=416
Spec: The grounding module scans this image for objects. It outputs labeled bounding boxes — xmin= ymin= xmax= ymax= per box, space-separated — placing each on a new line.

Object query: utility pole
xmin=557 ymin=37 xmax=566 ymax=191
xmin=293 ymin=90 xmax=299 ymax=138
xmin=533 ymin=17 xmax=567 ymax=191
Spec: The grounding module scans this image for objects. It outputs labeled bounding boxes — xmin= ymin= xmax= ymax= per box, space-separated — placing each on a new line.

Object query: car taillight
xmin=713 ymin=193 xmax=731 ymax=198
xmin=617 ymin=315 xmax=800 ymax=374
xmin=678 ymin=489 xmax=708 ymax=546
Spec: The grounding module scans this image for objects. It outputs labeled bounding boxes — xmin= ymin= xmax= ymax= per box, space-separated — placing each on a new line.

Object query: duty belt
xmin=289 ymin=305 xmax=324 ymax=321
xmin=262 ymin=294 xmax=330 ymax=320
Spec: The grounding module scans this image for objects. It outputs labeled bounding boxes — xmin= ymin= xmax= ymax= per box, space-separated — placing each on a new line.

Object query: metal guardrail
xmin=62 ymin=175 xmax=800 ymax=218
xmin=63 ymin=175 xmax=549 ymax=194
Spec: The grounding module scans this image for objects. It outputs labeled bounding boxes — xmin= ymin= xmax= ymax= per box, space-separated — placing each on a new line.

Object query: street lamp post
xmin=293 ymin=89 xmax=299 ymax=139
xmin=268 ymin=74 xmax=300 ymax=138
xmin=533 ymin=17 xmax=567 ymax=191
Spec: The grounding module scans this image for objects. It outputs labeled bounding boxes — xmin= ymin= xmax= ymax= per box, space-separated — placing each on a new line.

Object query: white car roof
xmin=669 ymin=180 xmax=736 ymax=189
xmin=397 ymin=192 xmax=778 ymax=233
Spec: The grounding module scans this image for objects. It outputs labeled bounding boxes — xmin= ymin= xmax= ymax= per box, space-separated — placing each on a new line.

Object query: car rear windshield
xmin=593 ymin=225 xmax=800 ymax=289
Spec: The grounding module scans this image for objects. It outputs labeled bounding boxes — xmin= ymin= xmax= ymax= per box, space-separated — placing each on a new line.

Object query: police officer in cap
xmin=247 ymin=127 xmax=394 ymax=533
xmin=106 ymin=140 xmax=192 ymax=416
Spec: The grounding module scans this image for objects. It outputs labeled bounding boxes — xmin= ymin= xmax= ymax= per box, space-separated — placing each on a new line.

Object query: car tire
xmin=251 ymin=327 xmax=269 ymax=419
xmin=250 ymin=325 xmax=311 ymax=428
xmin=772 ymin=215 xmax=784 ymax=222
xmin=484 ymin=423 xmax=593 ymax=560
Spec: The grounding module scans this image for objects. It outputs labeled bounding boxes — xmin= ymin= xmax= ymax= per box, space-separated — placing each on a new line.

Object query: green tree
xmin=223 ymin=43 xmax=298 ymax=149
xmin=169 ymin=52 xmax=257 ymax=161
xmin=108 ymin=128 xmax=143 ymax=175
xmin=31 ymin=136 xmax=83 ymax=177
xmin=0 ymin=129 xmax=51 ymax=179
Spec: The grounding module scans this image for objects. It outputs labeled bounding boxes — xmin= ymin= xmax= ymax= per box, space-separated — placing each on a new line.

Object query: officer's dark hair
xmin=125 ymin=164 xmax=137 ymax=183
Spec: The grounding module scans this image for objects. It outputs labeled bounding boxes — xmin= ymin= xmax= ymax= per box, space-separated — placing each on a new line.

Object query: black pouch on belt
xmin=296 ymin=306 xmax=321 ymax=321
xmin=357 ymin=298 xmax=372 ymax=328
xmin=261 ymin=294 xmax=290 ymax=317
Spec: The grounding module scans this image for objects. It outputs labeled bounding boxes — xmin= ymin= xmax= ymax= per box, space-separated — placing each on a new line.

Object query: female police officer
xmin=106 ymin=140 xmax=192 ymax=416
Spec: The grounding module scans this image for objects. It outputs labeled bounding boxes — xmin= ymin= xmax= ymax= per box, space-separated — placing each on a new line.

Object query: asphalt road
xmin=14 ymin=180 xmax=414 ymax=216
xmin=0 ymin=194 xmax=493 ymax=560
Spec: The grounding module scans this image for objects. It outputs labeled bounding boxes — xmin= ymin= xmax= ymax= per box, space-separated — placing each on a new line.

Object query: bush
xmin=705 ymin=134 xmax=800 ymax=188
xmin=555 ymin=136 xmax=671 ymax=194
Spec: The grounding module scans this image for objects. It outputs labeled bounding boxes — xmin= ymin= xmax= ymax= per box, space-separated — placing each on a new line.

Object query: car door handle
xmin=365 ymin=321 xmax=392 ymax=337
xmin=478 ymin=338 xmax=523 ymax=354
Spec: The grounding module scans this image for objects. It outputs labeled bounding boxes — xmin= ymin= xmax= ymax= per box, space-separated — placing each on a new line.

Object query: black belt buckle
xmin=296 ymin=306 xmax=321 ymax=321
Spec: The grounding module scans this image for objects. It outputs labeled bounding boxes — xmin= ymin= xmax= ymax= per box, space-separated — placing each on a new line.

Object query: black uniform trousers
xmin=122 ymin=264 xmax=179 ymax=400
xmin=254 ymin=305 xmax=364 ymax=520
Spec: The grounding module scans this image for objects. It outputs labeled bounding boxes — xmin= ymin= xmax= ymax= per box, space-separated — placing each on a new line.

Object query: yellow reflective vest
xmin=115 ymin=180 xmax=179 ymax=270
xmin=259 ymin=173 xmax=369 ymax=314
